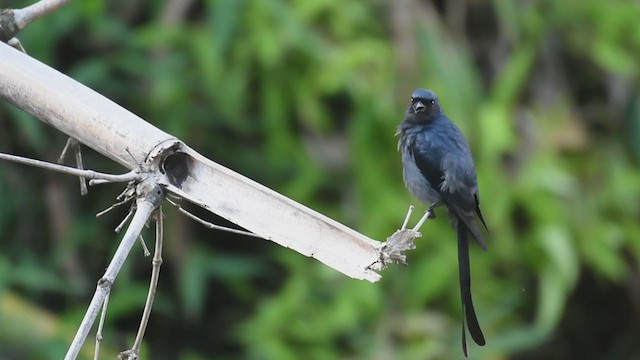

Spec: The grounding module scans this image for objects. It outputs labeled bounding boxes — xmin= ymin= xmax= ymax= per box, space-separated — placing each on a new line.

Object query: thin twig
xmin=166 ymin=198 xmax=263 ymax=239
xmin=401 ymin=205 xmax=414 ymax=230
xmin=93 ymin=292 xmax=110 ymax=360
xmin=64 ymin=181 xmax=163 ymax=360
xmin=73 ymin=141 xmax=89 ymax=195
xmin=0 ymin=152 xmax=139 ymax=183
xmin=115 ymin=206 xmax=135 ymax=233
xmin=96 ymin=197 xmax=133 ymax=218
xmin=138 ymin=234 xmax=151 ymax=257
xmin=59 ymin=138 xmax=88 ymax=195
xmin=58 ymin=137 xmax=73 ymax=163
xmin=117 ymin=185 xmax=136 ymax=201
xmin=124 ymin=208 xmax=164 ymax=358
xmin=13 ymin=0 xmax=73 ymax=29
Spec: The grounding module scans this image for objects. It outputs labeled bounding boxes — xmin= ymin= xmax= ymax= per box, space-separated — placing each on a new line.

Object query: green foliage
xmin=1 ymin=0 xmax=640 ymax=359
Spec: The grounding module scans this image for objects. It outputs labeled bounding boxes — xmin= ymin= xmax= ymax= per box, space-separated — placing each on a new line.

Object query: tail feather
xmin=457 ymin=220 xmax=485 ymax=356
xmin=451 ymin=204 xmax=487 ymax=250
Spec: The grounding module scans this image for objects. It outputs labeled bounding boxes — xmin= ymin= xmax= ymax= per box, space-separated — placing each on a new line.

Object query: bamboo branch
xmin=0 ymin=152 xmax=139 ymax=183
xmin=0 ymin=41 xmax=386 ymax=282
xmin=64 ymin=180 xmax=164 ymax=360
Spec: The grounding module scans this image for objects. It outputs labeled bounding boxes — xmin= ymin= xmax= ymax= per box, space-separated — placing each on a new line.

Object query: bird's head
xmin=405 ymin=88 xmax=443 ymax=123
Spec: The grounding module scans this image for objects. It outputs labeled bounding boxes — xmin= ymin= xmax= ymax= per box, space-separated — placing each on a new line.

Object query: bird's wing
xmin=474 ymin=194 xmax=489 ymax=233
xmin=412 ymin=140 xmax=487 ymax=249
xmin=410 ymin=140 xmax=445 ymax=192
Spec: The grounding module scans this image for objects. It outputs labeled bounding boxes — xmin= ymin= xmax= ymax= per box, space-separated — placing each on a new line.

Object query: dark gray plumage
xmin=397 ymin=88 xmax=487 ymax=356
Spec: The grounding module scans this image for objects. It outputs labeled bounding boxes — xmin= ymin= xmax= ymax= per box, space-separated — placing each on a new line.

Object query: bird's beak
xmin=413 ymin=101 xmax=426 ymax=113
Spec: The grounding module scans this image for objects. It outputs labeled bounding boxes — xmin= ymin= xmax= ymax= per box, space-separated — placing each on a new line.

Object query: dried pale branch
xmin=0 ymin=152 xmax=139 ymax=183
xmin=166 ymin=198 xmax=262 ymax=239
xmin=114 ymin=205 xmax=135 ymax=234
xmin=367 ymin=206 xmax=429 ymax=270
xmin=13 ymin=0 xmax=72 ymax=28
xmin=96 ymin=197 xmax=133 ymax=218
xmin=119 ymin=208 xmax=164 ymax=359
xmin=373 ymin=229 xmax=421 ymax=268
xmin=58 ymin=138 xmax=88 ymax=195
xmin=64 ymin=180 xmax=164 ymax=360
xmin=0 ymin=41 xmax=383 ymax=281
xmin=58 ymin=137 xmax=73 ymax=162
xmin=138 ymin=234 xmax=151 ymax=257
xmin=93 ymin=292 xmax=110 ymax=360
xmin=0 ymin=0 xmax=72 ymax=41
xmin=401 ymin=205 xmax=415 ymax=230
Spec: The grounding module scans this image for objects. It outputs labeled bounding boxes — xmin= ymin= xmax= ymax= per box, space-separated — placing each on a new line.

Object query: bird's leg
xmin=412 ymin=202 xmax=440 ymax=232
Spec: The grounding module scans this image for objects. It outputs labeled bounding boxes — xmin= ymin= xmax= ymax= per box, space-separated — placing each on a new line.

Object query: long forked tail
xmin=457 ymin=220 xmax=485 ymax=357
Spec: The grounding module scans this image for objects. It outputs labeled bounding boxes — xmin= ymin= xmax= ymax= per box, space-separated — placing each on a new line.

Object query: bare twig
xmin=58 ymin=137 xmax=73 ymax=163
xmin=367 ymin=206 xmax=424 ymax=271
xmin=96 ymin=197 xmax=133 ymax=218
xmin=115 ymin=206 xmax=135 ymax=233
xmin=59 ymin=138 xmax=88 ymax=195
xmin=412 ymin=208 xmax=433 ymax=232
xmin=73 ymin=141 xmax=88 ymax=195
xmin=64 ymin=180 xmax=164 ymax=360
xmin=138 ymin=234 xmax=151 ymax=257
xmin=0 ymin=152 xmax=139 ymax=183
xmin=166 ymin=198 xmax=263 ymax=239
xmin=1 ymin=0 xmax=72 ymax=42
xmin=120 ymin=208 xmax=164 ymax=359
xmin=93 ymin=292 xmax=110 ymax=360
xmin=13 ymin=0 xmax=73 ymax=29
xmin=401 ymin=205 xmax=414 ymax=230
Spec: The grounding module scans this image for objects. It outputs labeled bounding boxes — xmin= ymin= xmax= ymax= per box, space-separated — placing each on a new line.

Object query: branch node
xmin=117 ymin=350 xmax=139 ymax=360
xmin=369 ymin=229 xmax=421 ymax=271
xmin=367 ymin=206 xmax=427 ymax=271
xmin=7 ymin=37 xmax=25 ymax=52
xmin=97 ymin=277 xmax=112 ymax=290
xmin=0 ymin=9 xmax=19 ymax=42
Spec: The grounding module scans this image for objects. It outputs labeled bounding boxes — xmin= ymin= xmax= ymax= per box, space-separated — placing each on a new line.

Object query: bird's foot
xmin=427 ymin=201 xmax=439 ymax=219
xmin=412 ymin=203 xmax=439 ymax=232
xmin=412 ymin=210 xmax=431 ymax=232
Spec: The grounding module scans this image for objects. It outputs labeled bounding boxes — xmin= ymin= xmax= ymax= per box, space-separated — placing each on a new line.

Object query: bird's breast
xmin=400 ymin=139 xmax=441 ymax=205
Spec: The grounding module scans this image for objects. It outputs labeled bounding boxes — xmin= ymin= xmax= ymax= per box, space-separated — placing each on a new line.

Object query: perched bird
xmin=397 ymin=88 xmax=487 ymax=356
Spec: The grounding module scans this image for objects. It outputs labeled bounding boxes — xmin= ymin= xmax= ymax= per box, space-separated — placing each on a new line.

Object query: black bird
xmin=397 ymin=88 xmax=487 ymax=356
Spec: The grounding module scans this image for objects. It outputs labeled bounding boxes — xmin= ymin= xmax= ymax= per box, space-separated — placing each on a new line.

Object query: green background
xmin=1 ymin=0 xmax=640 ymax=359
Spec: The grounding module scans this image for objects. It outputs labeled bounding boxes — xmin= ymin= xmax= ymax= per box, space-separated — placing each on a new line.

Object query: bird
xmin=396 ymin=88 xmax=488 ymax=356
